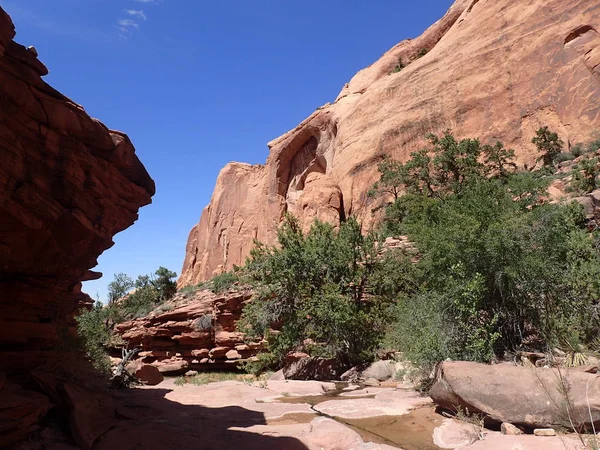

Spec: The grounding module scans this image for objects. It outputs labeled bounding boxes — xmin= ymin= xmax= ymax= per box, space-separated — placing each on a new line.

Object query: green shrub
xmin=372 ymin=132 xmax=600 ymax=369
xmin=75 ymin=301 xmax=113 ymax=375
xmin=119 ymin=267 xmax=178 ymax=319
xmin=554 ymin=152 xmax=576 ymax=164
xmin=208 ymin=272 xmax=239 ymax=293
xmin=572 ymin=144 xmax=585 ymax=158
xmin=417 ymin=48 xmax=428 ymax=58
xmin=571 ymin=156 xmax=600 ymax=194
xmin=179 ymin=283 xmax=205 ymax=296
xmin=76 ymin=267 xmax=179 ymax=372
xmin=239 ymin=215 xmax=413 ymax=369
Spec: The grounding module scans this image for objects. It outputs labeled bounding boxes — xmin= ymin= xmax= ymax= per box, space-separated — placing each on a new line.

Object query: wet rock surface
xmin=89 ymin=378 xmax=585 ymax=450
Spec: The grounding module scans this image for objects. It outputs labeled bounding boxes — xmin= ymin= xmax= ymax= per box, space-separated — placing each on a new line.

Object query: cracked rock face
xmin=0 ymin=6 xmax=155 ymax=374
xmin=179 ymin=0 xmax=600 ymax=286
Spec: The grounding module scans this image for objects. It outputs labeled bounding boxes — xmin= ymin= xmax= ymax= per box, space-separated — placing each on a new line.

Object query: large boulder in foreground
xmin=429 ymin=361 xmax=600 ymax=430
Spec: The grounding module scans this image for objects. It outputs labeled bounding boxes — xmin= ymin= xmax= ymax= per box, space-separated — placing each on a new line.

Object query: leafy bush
xmin=208 ymin=271 xmax=239 ymax=293
xmin=417 ymin=48 xmax=428 ymax=58
xmin=76 ymin=267 xmax=178 ymax=373
xmin=119 ymin=267 xmax=177 ymax=319
xmin=373 ymin=132 xmax=600 ymax=369
xmin=572 ymin=144 xmax=586 ymax=158
xmin=554 ymin=152 xmax=576 ymax=164
xmin=572 ymin=156 xmax=600 ymax=194
xmin=75 ymin=301 xmax=113 ymax=374
xmin=239 ymin=215 xmax=414 ymax=369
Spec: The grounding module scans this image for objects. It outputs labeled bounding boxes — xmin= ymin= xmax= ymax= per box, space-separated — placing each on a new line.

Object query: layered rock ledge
xmin=114 ymin=289 xmax=262 ymax=374
xmin=0 ymin=6 xmax=155 ymax=374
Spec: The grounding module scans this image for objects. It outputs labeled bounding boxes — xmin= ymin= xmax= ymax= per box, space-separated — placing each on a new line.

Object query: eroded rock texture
xmin=180 ymin=0 xmax=600 ymax=286
xmin=0 ymin=7 xmax=155 ymax=375
xmin=114 ymin=289 xmax=262 ymax=374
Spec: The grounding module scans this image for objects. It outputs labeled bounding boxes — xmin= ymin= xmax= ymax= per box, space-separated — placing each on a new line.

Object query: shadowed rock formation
xmin=180 ymin=0 xmax=600 ymax=286
xmin=0 ymin=6 xmax=155 ymax=374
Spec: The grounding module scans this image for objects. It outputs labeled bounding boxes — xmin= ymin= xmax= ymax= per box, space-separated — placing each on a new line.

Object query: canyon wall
xmin=180 ymin=0 xmax=600 ymax=286
xmin=0 ymin=7 xmax=155 ymax=374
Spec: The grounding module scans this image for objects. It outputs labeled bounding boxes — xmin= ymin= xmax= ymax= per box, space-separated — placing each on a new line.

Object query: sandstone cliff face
xmin=0 ymin=7 xmax=155 ymax=374
xmin=180 ymin=0 xmax=600 ymax=286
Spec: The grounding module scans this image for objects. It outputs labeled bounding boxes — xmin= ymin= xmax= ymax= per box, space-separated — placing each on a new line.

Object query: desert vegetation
xmin=237 ymin=128 xmax=600 ymax=372
xmin=77 ymin=127 xmax=600 ymax=379
xmin=76 ymin=266 xmax=178 ymax=372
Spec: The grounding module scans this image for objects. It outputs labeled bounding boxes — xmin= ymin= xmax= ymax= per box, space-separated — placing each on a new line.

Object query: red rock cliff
xmin=180 ymin=0 xmax=600 ymax=287
xmin=0 ymin=7 xmax=155 ymax=374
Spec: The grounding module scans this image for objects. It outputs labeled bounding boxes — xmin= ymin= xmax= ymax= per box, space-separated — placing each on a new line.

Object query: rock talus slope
xmin=180 ymin=0 xmax=600 ymax=285
xmin=0 ymin=6 xmax=155 ymax=374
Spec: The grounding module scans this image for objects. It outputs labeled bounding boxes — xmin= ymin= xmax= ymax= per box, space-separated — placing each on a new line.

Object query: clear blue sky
xmin=4 ymin=0 xmax=454 ymax=301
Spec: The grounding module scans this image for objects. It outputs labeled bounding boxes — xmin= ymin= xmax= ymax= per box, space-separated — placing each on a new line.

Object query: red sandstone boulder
xmin=0 ymin=382 xmax=49 ymax=447
xmin=153 ymin=359 xmax=189 ymax=374
xmin=429 ymin=361 xmax=600 ymax=430
xmin=125 ymin=362 xmax=164 ymax=386
xmin=283 ymin=353 xmax=348 ymax=381
xmin=63 ymin=383 xmax=117 ymax=450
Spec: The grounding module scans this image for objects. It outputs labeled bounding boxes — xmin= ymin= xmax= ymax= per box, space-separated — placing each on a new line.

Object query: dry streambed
xmin=115 ymin=378 xmax=584 ymax=450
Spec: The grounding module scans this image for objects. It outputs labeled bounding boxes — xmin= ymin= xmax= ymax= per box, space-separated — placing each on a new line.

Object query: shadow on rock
xmin=95 ymin=387 xmax=310 ymax=450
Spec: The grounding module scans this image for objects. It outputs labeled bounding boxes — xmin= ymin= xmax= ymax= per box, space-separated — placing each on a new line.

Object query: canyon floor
xmin=91 ymin=378 xmax=583 ymax=450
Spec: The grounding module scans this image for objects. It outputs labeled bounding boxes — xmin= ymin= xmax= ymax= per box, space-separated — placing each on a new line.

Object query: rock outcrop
xmin=180 ymin=0 xmax=600 ymax=286
xmin=0 ymin=6 xmax=154 ymax=375
xmin=114 ymin=289 xmax=263 ymax=374
xmin=430 ymin=361 xmax=600 ymax=430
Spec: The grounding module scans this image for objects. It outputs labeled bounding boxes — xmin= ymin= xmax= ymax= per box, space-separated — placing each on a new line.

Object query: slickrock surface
xmin=0 ymin=6 xmax=154 ymax=374
xmin=114 ymin=289 xmax=263 ymax=374
xmin=180 ymin=0 xmax=600 ymax=285
xmin=93 ymin=379 xmax=583 ymax=450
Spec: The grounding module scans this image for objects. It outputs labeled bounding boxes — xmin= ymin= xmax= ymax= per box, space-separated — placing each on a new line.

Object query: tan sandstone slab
xmin=313 ymin=389 xmax=431 ymax=419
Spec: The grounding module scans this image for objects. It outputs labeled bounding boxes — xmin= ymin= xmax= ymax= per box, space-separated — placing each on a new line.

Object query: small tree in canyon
xmin=240 ymin=214 xmax=417 ymax=370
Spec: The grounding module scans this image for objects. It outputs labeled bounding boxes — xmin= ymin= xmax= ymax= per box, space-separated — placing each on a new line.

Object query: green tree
xmin=572 ymin=156 xmax=600 ymax=194
xmin=76 ymin=301 xmax=113 ymax=374
xmin=153 ymin=266 xmax=178 ymax=301
xmin=240 ymin=215 xmax=416 ymax=369
xmin=532 ymin=126 xmax=564 ymax=167
xmin=482 ymin=141 xmax=517 ymax=178
xmin=372 ymin=134 xmax=600 ymax=368
xmin=392 ymin=56 xmax=405 ymax=73
xmin=107 ymin=273 xmax=133 ymax=306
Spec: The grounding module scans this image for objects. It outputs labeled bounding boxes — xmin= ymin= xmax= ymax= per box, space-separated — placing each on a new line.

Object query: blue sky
xmin=3 ymin=0 xmax=454 ymax=300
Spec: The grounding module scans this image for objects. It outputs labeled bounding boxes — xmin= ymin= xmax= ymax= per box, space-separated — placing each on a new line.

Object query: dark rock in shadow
xmin=95 ymin=387 xmax=310 ymax=450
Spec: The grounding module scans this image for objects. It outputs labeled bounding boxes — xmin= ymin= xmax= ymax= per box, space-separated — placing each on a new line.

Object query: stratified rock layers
xmin=114 ymin=289 xmax=262 ymax=374
xmin=180 ymin=0 xmax=600 ymax=286
xmin=0 ymin=7 xmax=155 ymax=374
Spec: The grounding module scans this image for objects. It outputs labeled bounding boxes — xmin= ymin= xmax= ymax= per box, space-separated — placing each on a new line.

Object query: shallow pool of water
xmin=343 ymin=407 xmax=443 ymax=450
